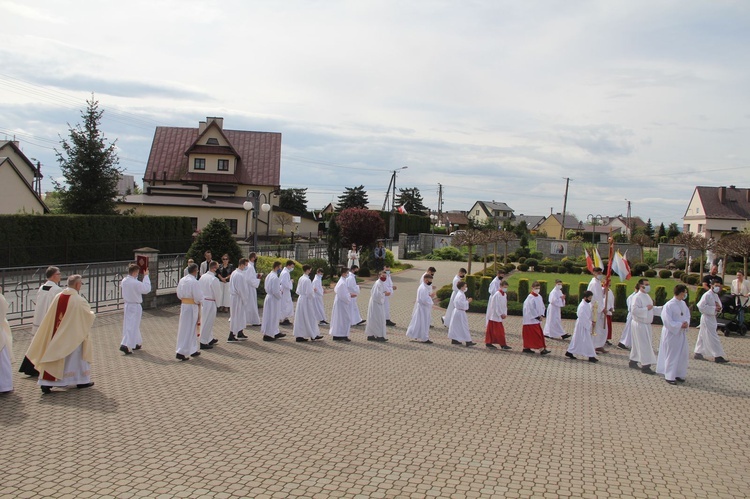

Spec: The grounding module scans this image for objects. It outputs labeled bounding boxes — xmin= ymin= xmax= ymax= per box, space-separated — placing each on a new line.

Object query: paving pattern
xmin=2 ymin=259 xmax=750 ymax=498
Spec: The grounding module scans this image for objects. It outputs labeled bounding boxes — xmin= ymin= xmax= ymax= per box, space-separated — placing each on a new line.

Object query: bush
xmin=561 ymin=283 xmax=571 ymax=299
xmin=525 ymin=258 xmax=539 ymax=269
xmin=426 ymin=245 xmax=465 ymax=261
xmin=518 ymin=279 xmax=529 ymax=302
xmin=654 ymin=286 xmax=667 ymax=306
xmin=536 ymin=265 xmax=546 ymax=272
xmin=518 ymin=257 xmax=526 ymax=264
xmin=518 ymin=264 xmax=529 ymax=272
xmin=358 ymin=267 xmax=371 ymax=277
xmin=545 ymin=265 xmax=558 ymax=273
xmin=505 ymin=263 xmax=516 ymax=271
xmin=507 ymin=290 xmax=518 ymax=302
xmin=690 ymin=260 xmax=702 ymax=272
xmin=187 ymin=218 xmax=243 ymax=266
xmin=538 ymin=280 xmax=548 ymax=304
xmin=659 ymin=269 xmax=672 ymax=278
xmin=531 ymin=251 xmax=543 ymax=259
xmin=578 ymin=282 xmax=588 ymax=302
xmin=673 ymin=270 xmax=685 ymax=279
xmin=479 ymin=276 xmax=492 ymax=301
xmin=304 ymin=257 xmax=331 ymax=277
xmin=385 ymin=249 xmax=397 ymax=268
xmin=516 ymin=247 xmax=531 ymax=258
xmin=614 ymin=283 xmax=627 ymax=310
xmin=465 ymin=275 xmax=478 ymax=299
xmin=632 ymin=262 xmax=650 ymax=277
xmin=726 ymin=262 xmax=743 ymax=274
xmin=695 ymin=287 xmax=708 ymax=306
xmin=686 ymin=274 xmax=700 ymax=285
xmin=644 ymin=270 xmax=657 ymax=278
xmin=436 ymin=284 xmax=453 ymax=301
xmin=568 ymin=294 xmax=578 ymax=305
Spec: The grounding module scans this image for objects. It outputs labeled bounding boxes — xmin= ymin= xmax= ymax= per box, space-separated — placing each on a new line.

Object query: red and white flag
xmin=397 ymin=205 xmax=408 ymax=214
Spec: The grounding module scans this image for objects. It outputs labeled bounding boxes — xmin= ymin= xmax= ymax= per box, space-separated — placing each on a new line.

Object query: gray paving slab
xmin=1 ymin=259 xmax=749 ymax=497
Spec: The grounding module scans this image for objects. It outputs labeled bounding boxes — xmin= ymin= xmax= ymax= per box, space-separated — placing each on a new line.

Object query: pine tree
xmin=658 ymin=223 xmax=667 ymax=240
xmin=186 ymin=218 xmax=243 ymax=265
xmin=336 ymin=185 xmax=369 ymax=210
xmin=645 ymin=218 xmax=655 ymax=238
xmin=55 ymin=97 xmax=122 ymax=214
xmin=395 ymin=187 xmax=428 ymax=214
xmin=279 ymin=188 xmax=308 ymax=213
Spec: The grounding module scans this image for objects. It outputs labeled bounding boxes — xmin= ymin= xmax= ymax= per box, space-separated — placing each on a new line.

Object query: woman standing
xmin=217 ymin=254 xmax=234 ymax=312
xmin=347 ymin=244 xmax=360 ymax=269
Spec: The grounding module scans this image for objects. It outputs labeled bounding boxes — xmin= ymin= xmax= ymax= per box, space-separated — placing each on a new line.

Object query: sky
xmin=1 ymin=0 xmax=749 ymax=227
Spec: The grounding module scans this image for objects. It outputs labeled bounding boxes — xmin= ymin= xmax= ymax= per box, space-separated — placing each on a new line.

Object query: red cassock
xmin=522 ymin=324 xmax=546 ymax=349
xmin=606 ymin=315 xmax=613 ymax=340
xmin=485 ymin=320 xmax=507 ymax=346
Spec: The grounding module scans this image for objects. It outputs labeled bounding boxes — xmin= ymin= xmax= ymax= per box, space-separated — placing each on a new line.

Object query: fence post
xmin=398 ymin=233 xmax=408 ymax=260
xmin=134 ymin=247 xmax=160 ymax=309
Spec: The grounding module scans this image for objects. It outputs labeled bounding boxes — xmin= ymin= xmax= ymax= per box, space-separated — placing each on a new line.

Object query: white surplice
xmin=244 ymin=263 xmax=261 ymax=326
xmin=657 ymin=297 xmax=690 ymax=381
xmin=695 ymin=290 xmax=726 ymax=358
xmin=443 ymin=274 xmax=461 ymax=327
xmin=347 ymin=273 xmax=363 ymax=325
xmin=279 ymin=267 xmax=294 ymax=320
xmin=543 ymin=286 xmax=566 ymax=338
xmin=489 ymin=276 xmax=502 ymax=297
xmin=383 ymin=272 xmax=394 ymax=321
xmin=176 ymin=274 xmax=204 ymax=356
xmin=261 ymin=272 xmax=282 ymax=338
xmin=587 ymin=278 xmax=607 ymax=347
xmin=198 ymin=271 xmax=221 ymax=345
xmin=120 ymin=274 xmax=151 ymax=350
xmin=0 ymin=294 xmax=12 ymax=392
xmin=447 ymin=291 xmax=472 ymax=342
xmin=619 ymin=291 xmax=638 ymax=348
xmin=630 ymin=291 xmax=658 ymax=366
xmin=406 ymin=282 xmax=433 ymax=341
xmin=31 ymin=280 xmax=62 ymax=335
xmin=329 ymin=276 xmax=352 ymax=338
xmin=365 ymin=278 xmax=388 ymax=338
xmin=229 ymin=268 xmax=247 ymax=335
xmin=312 ymin=274 xmax=327 ymax=322
xmin=293 ymin=275 xmax=320 ymax=339
xmin=567 ymin=300 xmax=596 ymax=358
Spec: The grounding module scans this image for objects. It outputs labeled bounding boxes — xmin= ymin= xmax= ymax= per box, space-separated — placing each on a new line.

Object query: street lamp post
xmin=246 ymin=190 xmax=278 ymax=251
xmin=587 ymin=214 xmax=603 ymax=244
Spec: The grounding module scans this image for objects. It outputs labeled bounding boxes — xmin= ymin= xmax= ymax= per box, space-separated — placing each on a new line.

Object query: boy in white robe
xmin=20 ymin=266 xmax=63 ymax=377
xmin=198 ymin=261 xmax=221 ymax=349
xmin=26 ymin=275 xmax=96 ymax=392
xmin=244 ymin=253 xmax=262 ymax=326
xmin=228 ymin=258 xmax=248 ymax=342
xmin=0 ymin=292 xmax=13 ymax=393
xmin=694 ymin=280 xmax=728 ymax=363
xmin=120 ymin=263 xmax=151 ymax=355
xmin=543 ymin=279 xmax=569 ymax=340
xmin=279 ymin=260 xmax=295 ymax=326
xmin=312 ymin=268 xmax=328 ymax=325
xmin=448 ymin=281 xmax=475 ymax=346
xmin=261 ymin=261 xmax=285 ymax=341
xmin=629 ymin=279 xmax=661 ymax=374
xmin=293 ymin=265 xmax=322 ymax=341
xmin=384 ymin=265 xmax=397 ymax=326
xmin=657 ymin=285 xmax=691 ymax=384
xmin=329 ymin=269 xmax=353 ymax=341
xmin=366 ymin=271 xmax=392 ymax=341
xmin=406 ymin=274 xmax=435 ymax=343
xmin=348 ymin=265 xmax=365 ymax=326
xmin=442 ymin=268 xmax=466 ymax=327
xmin=587 ymin=268 xmax=608 ymax=352
xmin=617 ymin=283 xmax=640 ymax=350
xmin=566 ymin=291 xmax=597 ymax=362
xmin=488 ymin=270 xmax=505 ymax=296
xmin=176 ymin=264 xmax=204 ymax=360
xmin=485 ymin=282 xmax=511 ymax=350
xmin=522 ymin=282 xmax=550 ymax=355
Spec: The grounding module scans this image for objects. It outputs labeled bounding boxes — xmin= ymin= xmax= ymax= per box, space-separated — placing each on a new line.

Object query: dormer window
xmin=206 ymin=138 xmax=219 ymax=145
xmin=194 ymin=158 xmax=206 ymax=170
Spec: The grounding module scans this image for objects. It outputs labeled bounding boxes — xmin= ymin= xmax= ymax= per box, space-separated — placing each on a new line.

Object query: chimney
xmin=206 ymin=117 xmax=224 ymax=129
xmin=718 ymin=186 xmax=727 ymax=204
xmin=198 ymin=121 xmax=207 ymax=133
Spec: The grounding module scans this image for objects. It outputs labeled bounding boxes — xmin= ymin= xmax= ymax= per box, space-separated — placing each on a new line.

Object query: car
xmin=449 ymin=230 xmax=466 ymax=236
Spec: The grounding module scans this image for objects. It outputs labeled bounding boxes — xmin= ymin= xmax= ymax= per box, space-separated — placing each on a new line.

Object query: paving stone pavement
xmin=2 ymin=259 xmax=750 ymax=498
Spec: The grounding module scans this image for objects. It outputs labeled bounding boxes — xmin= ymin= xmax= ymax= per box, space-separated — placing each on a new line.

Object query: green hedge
xmin=518 ymin=279 xmax=529 ymax=302
xmin=465 ymin=275 xmax=478 ymax=299
xmin=654 ymin=286 xmax=667 ymax=306
xmin=614 ymin=283 xmax=627 ymax=309
xmin=0 ymin=214 xmax=194 ymax=266
xmin=578 ymin=282 xmax=588 ymax=303
xmin=378 ymin=211 xmax=430 ymax=235
xmin=479 ymin=276 xmax=492 ymax=301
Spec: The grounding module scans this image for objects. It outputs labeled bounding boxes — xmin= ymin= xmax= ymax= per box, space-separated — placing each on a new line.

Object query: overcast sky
xmin=1 ymin=0 xmax=749 ymax=226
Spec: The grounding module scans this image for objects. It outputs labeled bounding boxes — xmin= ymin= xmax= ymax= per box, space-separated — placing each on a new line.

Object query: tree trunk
xmin=494 ymin=241 xmax=498 ymax=267
xmin=467 ymin=246 xmax=473 ymax=274
xmin=699 ymin=255 xmax=704 ymax=281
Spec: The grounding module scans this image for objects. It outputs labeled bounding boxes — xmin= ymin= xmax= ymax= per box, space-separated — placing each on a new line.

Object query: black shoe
xmin=675 ymin=377 xmax=686 ymax=383
xmin=666 ymin=379 xmax=677 ymax=385
xmin=565 ymin=352 xmax=576 ymax=359
xmin=314 ymin=335 xmax=324 ymax=340
xmin=715 ymin=357 xmax=729 ymax=364
xmin=561 ymin=334 xmax=571 ymax=340
xmin=486 ymin=344 xmax=497 ymax=349
xmin=523 ymin=349 xmax=534 ymax=354
xmin=209 ymin=339 xmax=219 ymax=345
xmin=251 ymin=324 xmax=261 ymax=327
xmin=190 ymin=351 xmax=201 ymax=357
xmin=595 ymin=348 xmax=608 ymax=354
xmin=367 ymin=336 xmax=377 ymax=341
xmin=501 ymin=345 xmax=512 ymax=350
xmin=237 ymin=332 xmax=249 ymax=339
xmin=588 ymin=357 xmax=599 ymax=363
xmin=605 ymin=340 xmax=613 ymax=346
xmin=281 ymin=319 xmax=291 ymax=325
xmin=119 ymin=345 xmax=132 ymax=355
xmin=176 ymin=354 xmax=189 ymax=361
xmin=320 ymin=320 xmax=329 ymax=325
xmin=386 ymin=320 xmax=396 ymax=326
xmin=199 ymin=343 xmax=213 ymax=350
xmin=544 ymin=335 xmax=551 ymax=339
xmin=617 ymin=342 xmax=629 ymax=350
xmin=423 ymin=340 xmax=433 ymax=344
xmin=376 ymin=337 xmax=388 ymax=342
xmin=134 ymin=344 xmax=142 ymax=350
xmin=41 ymin=386 xmax=52 ymax=394
xmin=332 ymin=336 xmax=346 ymax=341
xmin=451 ymin=340 xmax=461 ymax=345
xmin=466 ymin=342 xmax=476 ymax=347
xmin=227 ymin=333 xmax=238 ymax=342
xmin=694 ymin=353 xmax=704 ymax=360
xmin=296 ymin=337 xmax=309 ymax=342
xmin=540 ymin=349 xmax=551 ymax=356
xmin=629 ymin=360 xmax=639 ymax=369
xmin=275 ymin=333 xmax=287 ymax=339
xmin=357 ymin=320 xmax=366 ymax=326
xmin=263 ymin=335 xmax=276 ymax=341
xmin=76 ymin=382 xmax=95 ymax=389
xmin=342 ymin=337 xmax=352 ymax=342
xmin=641 ymin=365 xmax=655 ymax=375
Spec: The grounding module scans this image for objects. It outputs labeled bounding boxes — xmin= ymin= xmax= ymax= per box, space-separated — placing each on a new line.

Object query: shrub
xmin=568 ymin=294 xmax=578 ymax=305
xmin=505 ymin=263 xmax=516 ymax=271
xmin=686 ymin=274 xmax=700 ymax=285
xmin=479 ymin=276 xmax=492 ymax=301
xmin=465 ymin=275 xmax=478 ymax=299
xmin=654 ymin=286 xmax=667 ymax=306
xmin=358 ymin=267 xmax=371 ymax=277
xmin=436 ymin=284 xmax=453 ymax=301
xmin=578 ymin=282 xmax=588 ymax=302
xmin=632 ymin=263 xmax=650 ymax=277
xmin=304 ymin=257 xmax=331 ymax=278
xmin=517 ymin=247 xmax=531 ymax=258
xmin=561 ymin=283 xmax=571 ymax=299
xmin=726 ymin=262 xmax=742 ymax=274
xmin=518 ymin=264 xmax=529 ymax=272
xmin=673 ymin=259 xmax=686 ymax=270
xmin=536 ymin=265 xmax=546 ymax=272
xmin=644 ymin=270 xmax=657 ymax=278
xmin=561 ymin=259 xmax=576 ymax=269
xmin=525 ymin=258 xmax=539 ymax=269
xmin=518 ymin=257 xmax=526 ymax=264
xmin=507 ymin=290 xmax=518 ymax=302
xmin=673 ymin=270 xmax=685 ymax=279
xmin=659 ymin=269 xmax=672 ymax=278
xmin=690 ymin=260 xmax=702 ymax=272
xmin=614 ymin=283 xmax=627 ymax=310
xmin=531 ymin=251 xmax=543 ymax=259
xmin=518 ymin=279 xmax=529 ymax=302
xmin=538 ymin=281 xmax=548 ymax=304
xmin=546 ymin=265 xmax=558 ymax=273
xmin=186 ymin=218 xmax=243 ymax=266
xmin=385 ymin=249 xmax=397 ymax=268
xmin=539 ymin=259 xmax=555 ymax=266
xmin=427 ymin=245 xmax=465 ymax=261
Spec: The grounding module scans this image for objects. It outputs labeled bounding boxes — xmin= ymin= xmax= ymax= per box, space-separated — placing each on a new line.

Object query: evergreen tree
xmin=395 ymin=187 xmax=428 ymax=214
xmin=186 ymin=218 xmax=243 ymax=265
xmin=336 ymin=185 xmax=369 ymax=210
xmin=279 ymin=188 xmax=308 ymax=213
xmin=658 ymin=223 xmax=667 ymax=240
xmin=667 ymin=222 xmax=680 ymax=240
xmin=326 ymin=215 xmax=341 ymax=273
xmin=55 ymin=97 xmax=122 ymax=214
xmin=645 ymin=218 xmax=655 ymax=238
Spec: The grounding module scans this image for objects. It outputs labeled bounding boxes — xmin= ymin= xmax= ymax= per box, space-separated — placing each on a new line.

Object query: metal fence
xmin=403 ymin=235 xmax=421 ymax=254
xmin=157 ymin=253 xmax=187 ymax=293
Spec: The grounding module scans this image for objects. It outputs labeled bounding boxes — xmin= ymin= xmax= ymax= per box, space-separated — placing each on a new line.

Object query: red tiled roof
xmin=696 ymin=186 xmax=750 ymax=220
xmin=144 ymin=126 xmax=281 ymax=186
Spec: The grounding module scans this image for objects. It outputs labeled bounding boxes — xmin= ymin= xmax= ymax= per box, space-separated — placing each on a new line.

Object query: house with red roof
xmin=117 ymin=117 xmax=282 ymax=238
xmin=683 ymin=185 xmax=750 ymax=239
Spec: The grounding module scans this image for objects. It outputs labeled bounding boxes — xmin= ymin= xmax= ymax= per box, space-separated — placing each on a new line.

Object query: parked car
xmin=449 ymin=230 xmax=466 ymax=236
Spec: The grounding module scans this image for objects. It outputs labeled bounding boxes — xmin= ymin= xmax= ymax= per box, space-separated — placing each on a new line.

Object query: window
xmin=218 ymin=159 xmax=229 ymax=171
xmin=190 ymin=218 xmax=198 ymax=232
xmin=194 ymin=158 xmax=205 ymax=170
xmin=475 ymin=210 xmax=479 ymax=216
xmin=224 ymin=218 xmax=238 ymax=234
xmin=683 ymin=224 xmax=690 ymax=232
xmin=206 ymin=138 xmax=219 ymax=145
xmin=698 ymin=224 xmax=704 ymax=233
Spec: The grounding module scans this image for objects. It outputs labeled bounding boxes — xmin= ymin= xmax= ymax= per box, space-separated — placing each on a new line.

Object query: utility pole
xmin=625 ymin=199 xmax=632 ymax=239
xmin=437 ymin=183 xmax=443 ymax=223
xmin=559 ymin=177 xmax=571 ymax=240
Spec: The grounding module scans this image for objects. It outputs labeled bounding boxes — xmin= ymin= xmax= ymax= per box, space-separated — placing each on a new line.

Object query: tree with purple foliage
xmin=337 ymin=208 xmax=386 ymax=249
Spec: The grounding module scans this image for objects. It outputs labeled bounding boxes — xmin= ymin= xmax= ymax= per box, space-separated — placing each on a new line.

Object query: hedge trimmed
xmin=0 ymin=214 xmax=194 ymax=266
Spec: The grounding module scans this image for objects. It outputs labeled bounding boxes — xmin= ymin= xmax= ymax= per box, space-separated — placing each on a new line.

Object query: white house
xmin=683 ymin=185 xmax=750 ymax=239
xmin=0 ymin=140 xmax=48 ymax=214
